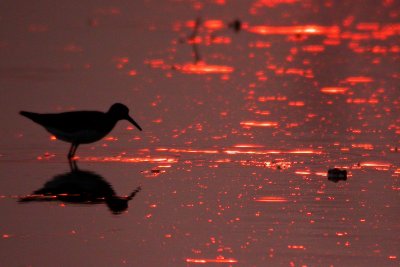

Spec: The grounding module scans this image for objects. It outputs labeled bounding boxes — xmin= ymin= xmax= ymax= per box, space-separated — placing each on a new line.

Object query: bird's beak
xmin=126 ymin=116 xmax=142 ymax=131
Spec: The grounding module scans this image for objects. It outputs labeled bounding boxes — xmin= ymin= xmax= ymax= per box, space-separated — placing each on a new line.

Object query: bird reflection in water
xmin=19 ymin=160 xmax=141 ymax=214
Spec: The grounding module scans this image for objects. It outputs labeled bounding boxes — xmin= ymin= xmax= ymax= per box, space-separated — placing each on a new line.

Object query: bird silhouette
xmin=20 ymin=103 xmax=142 ymax=159
xmin=19 ymin=160 xmax=141 ymax=214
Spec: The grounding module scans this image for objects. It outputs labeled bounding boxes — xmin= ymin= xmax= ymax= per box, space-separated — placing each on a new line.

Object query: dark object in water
xmin=327 ymin=168 xmax=347 ymax=183
xmin=228 ymin=19 xmax=242 ymax=32
xmin=19 ymin=161 xmax=141 ymax=214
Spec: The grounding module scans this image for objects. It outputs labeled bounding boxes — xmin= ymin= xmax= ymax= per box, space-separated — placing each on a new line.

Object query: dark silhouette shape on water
xmin=19 ymin=160 xmax=141 ymax=214
xmin=327 ymin=168 xmax=347 ymax=183
xmin=189 ymin=17 xmax=202 ymax=41
xmin=228 ymin=19 xmax=242 ymax=33
xmin=179 ymin=17 xmax=242 ymax=64
xmin=20 ymin=103 xmax=142 ymax=159
xmin=186 ymin=17 xmax=202 ymax=63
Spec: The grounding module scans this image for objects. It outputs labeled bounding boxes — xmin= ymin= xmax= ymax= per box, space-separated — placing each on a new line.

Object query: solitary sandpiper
xmin=20 ymin=103 xmax=142 ymax=159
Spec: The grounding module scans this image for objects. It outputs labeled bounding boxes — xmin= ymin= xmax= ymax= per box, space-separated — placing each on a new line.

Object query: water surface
xmin=0 ymin=0 xmax=399 ymax=266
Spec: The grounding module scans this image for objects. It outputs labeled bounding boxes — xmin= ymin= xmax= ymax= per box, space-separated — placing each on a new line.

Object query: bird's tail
xmin=20 ymin=111 xmax=35 ymax=118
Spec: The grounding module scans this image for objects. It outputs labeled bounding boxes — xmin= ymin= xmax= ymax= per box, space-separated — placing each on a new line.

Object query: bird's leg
xmin=68 ymin=143 xmax=79 ymax=160
xmin=68 ymin=144 xmax=75 ymax=160
xmin=73 ymin=144 xmax=79 ymax=157
xmin=72 ymin=144 xmax=79 ymax=159
xmin=68 ymin=158 xmax=78 ymax=172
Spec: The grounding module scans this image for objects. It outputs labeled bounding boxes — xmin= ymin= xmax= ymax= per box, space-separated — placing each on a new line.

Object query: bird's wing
xmin=20 ymin=111 xmax=107 ymax=133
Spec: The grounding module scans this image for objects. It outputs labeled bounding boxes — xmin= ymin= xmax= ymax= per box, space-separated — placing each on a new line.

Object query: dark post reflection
xmin=19 ymin=160 xmax=141 ymax=214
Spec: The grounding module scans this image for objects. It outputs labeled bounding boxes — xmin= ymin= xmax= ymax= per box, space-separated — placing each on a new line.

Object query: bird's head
xmin=108 ymin=103 xmax=142 ymax=131
xmin=106 ymin=197 xmax=129 ymax=214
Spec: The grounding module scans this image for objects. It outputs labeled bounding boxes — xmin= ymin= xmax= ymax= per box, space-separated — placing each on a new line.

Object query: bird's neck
xmin=104 ymin=117 xmax=120 ymax=133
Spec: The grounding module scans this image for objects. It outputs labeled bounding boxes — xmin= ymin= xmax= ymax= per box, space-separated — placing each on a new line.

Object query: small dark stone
xmin=327 ymin=168 xmax=347 ymax=183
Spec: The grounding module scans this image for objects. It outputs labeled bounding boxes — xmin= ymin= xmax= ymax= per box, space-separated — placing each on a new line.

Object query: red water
xmin=0 ymin=0 xmax=399 ymax=266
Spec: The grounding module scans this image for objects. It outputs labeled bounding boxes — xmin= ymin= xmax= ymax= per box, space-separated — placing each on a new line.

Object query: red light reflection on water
xmin=145 ymin=59 xmax=234 ymax=75
xmin=224 ymin=149 xmax=321 ymax=155
xmin=359 ymin=162 xmax=391 ymax=169
xmin=82 ymin=156 xmax=178 ymax=164
xmin=186 ymin=258 xmax=238 ymax=264
xmin=295 ymin=170 xmax=311 ymax=175
xmin=203 ymin=20 xmax=225 ymax=30
xmin=185 ymin=19 xmax=225 ymax=31
xmin=344 ymin=76 xmax=374 ymax=83
xmin=213 ymin=0 xmax=226 ymax=5
xmin=156 ymin=148 xmax=219 ymax=154
xmin=258 ymin=96 xmax=287 ymax=102
xmin=288 ymin=150 xmax=322 ymax=154
xmin=240 ymin=121 xmax=279 ymax=128
xmin=176 ymin=62 xmax=234 ymax=74
xmin=320 ymin=87 xmax=348 ymax=94
xmin=284 ymin=68 xmax=314 ymax=78
xmin=287 ymin=245 xmax=306 ymax=250
xmin=104 ymin=136 xmax=118 ymax=141
xmin=254 ymin=196 xmax=288 ymax=203
xmin=288 ymin=101 xmax=305 ymax=107
xmin=346 ymin=98 xmax=379 ymax=104
xmin=113 ymin=56 xmax=129 ymax=69
xmin=2 ymin=234 xmax=11 ymax=239
xmin=351 ymin=144 xmax=374 ymax=150
xmin=302 ymin=45 xmax=325 ymax=53
xmin=37 ymin=152 xmax=56 ymax=161
xmin=315 ymin=171 xmax=327 ymax=176
xmin=251 ymin=0 xmax=300 ymax=8
xmin=248 ymin=25 xmax=340 ymax=35
xmin=187 ymin=36 xmax=231 ymax=45
xmin=234 ymin=144 xmax=264 ymax=148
